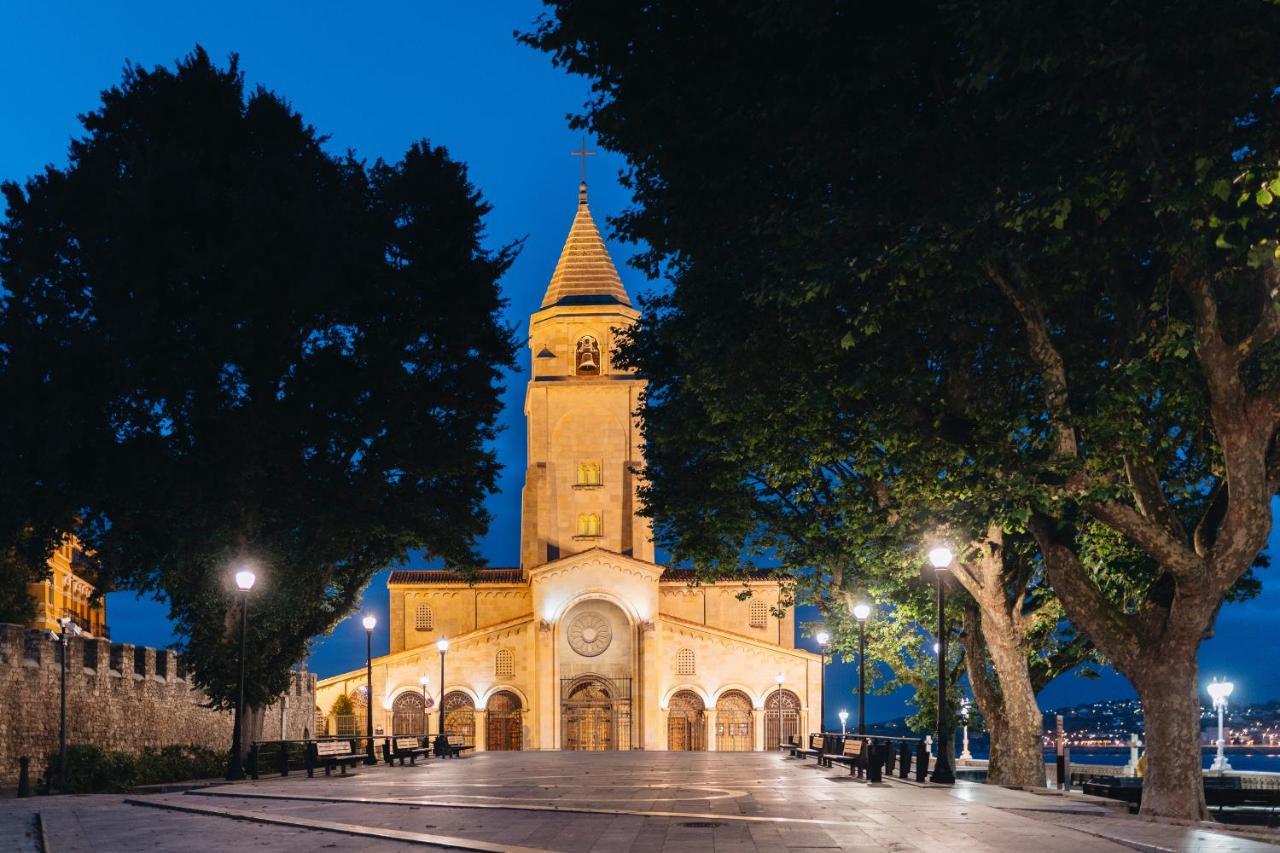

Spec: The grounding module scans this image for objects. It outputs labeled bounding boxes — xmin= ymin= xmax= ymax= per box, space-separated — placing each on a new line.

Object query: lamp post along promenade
xmin=928 ymin=546 xmax=955 ymax=784
xmin=774 ymin=672 xmax=785 ymax=747
xmin=52 ymin=616 xmax=81 ymax=791
xmin=226 ymin=567 xmax=256 ymax=781
xmin=1208 ymin=679 xmax=1234 ymax=773
xmin=362 ymin=614 xmax=377 ymax=764
xmin=437 ymin=637 xmax=449 ymax=742
xmin=852 ymin=603 xmax=871 ymax=735
xmin=816 ymin=630 xmax=829 ymax=733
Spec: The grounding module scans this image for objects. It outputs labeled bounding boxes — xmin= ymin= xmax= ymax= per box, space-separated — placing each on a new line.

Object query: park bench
xmin=823 ymin=737 xmax=868 ymax=777
xmin=433 ymin=734 xmax=474 ymax=758
xmin=780 ymin=734 xmax=799 ymax=756
xmin=307 ymin=739 xmax=363 ymax=777
xmin=795 ymin=733 xmax=825 ymax=762
xmin=384 ymin=736 xmax=432 ymax=766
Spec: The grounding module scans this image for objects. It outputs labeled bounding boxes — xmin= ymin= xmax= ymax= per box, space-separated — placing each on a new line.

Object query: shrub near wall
xmin=44 ymin=744 xmax=226 ymax=793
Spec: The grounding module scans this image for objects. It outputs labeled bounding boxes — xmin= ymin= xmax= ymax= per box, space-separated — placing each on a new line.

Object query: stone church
xmin=314 ymin=180 xmax=820 ymax=751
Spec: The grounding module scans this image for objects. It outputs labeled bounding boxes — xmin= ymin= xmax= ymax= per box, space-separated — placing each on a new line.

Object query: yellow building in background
xmin=316 ymin=180 xmax=819 ymax=751
xmin=29 ymin=536 xmax=108 ymax=637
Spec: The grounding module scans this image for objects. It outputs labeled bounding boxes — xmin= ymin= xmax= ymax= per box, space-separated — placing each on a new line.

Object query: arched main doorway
xmin=392 ymin=691 xmax=427 ymax=735
xmin=764 ymin=688 xmax=801 ymax=748
xmin=562 ymin=677 xmax=615 ymax=751
xmin=486 ymin=691 xmax=523 ymax=751
xmin=667 ymin=690 xmax=706 ymax=751
xmin=442 ymin=692 xmax=475 ymax=746
xmin=715 ymin=690 xmax=754 ymax=751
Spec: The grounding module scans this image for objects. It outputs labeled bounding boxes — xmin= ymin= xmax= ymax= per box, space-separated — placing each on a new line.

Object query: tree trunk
xmin=1130 ymin=656 xmax=1207 ymax=820
xmin=982 ymin=629 xmax=1046 ymax=787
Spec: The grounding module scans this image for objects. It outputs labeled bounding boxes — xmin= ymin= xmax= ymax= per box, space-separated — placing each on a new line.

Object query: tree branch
xmin=1084 ymin=499 xmax=1205 ymax=580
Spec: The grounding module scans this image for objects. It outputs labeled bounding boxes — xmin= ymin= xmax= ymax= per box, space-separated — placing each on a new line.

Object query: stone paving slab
xmin=2 ymin=751 xmax=1276 ymax=851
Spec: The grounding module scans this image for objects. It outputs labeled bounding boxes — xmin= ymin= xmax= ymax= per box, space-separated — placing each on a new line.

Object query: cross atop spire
xmin=571 ymin=137 xmax=596 ymax=183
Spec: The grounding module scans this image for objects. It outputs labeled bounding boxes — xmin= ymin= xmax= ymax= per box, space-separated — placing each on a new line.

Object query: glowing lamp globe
xmin=853 ymin=603 xmax=872 ymax=621
xmin=775 ymin=672 xmax=785 ymax=685
xmin=419 ymin=674 xmax=430 ymax=687
xmin=1208 ymin=680 xmax=1234 ymax=704
xmin=928 ymin=546 xmax=953 ymax=569
xmin=816 ymin=630 xmax=830 ymax=646
xmin=234 ymin=569 xmax=256 ymax=591
xmin=361 ymin=614 xmax=377 ymax=632
xmin=437 ymin=637 xmax=450 ymax=653
xmin=838 ymin=710 xmax=849 ymax=724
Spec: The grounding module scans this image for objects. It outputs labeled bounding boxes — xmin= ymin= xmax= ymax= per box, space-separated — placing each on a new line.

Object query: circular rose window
xmin=567 ymin=611 xmax=613 ymax=657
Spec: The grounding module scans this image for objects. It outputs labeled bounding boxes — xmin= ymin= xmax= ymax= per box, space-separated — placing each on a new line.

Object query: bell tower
xmin=520 ymin=181 xmax=654 ymax=569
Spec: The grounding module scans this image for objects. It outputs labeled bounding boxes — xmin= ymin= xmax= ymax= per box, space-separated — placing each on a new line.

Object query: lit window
xmin=576 ymin=461 xmax=602 ymax=486
xmin=749 ymin=600 xmax=768 ymax=628
xmin=415 ymin=603 xmax=433 ymax=632
xmin=495 ymin=648 xmax=514 ymax=679
xmin=577 ymin=513 xmax=601 ymax=537
xmin=676 ymin=648 xmax=695 ymax=676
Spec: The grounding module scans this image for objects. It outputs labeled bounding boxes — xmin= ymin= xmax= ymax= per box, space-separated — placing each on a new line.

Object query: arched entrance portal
xmin=392 ymin=691 xmax=427 ymax=735
xmin=764 ymin=689 xmax=801 ymax=748
xmin=715 ymin=690 xmax=754 ymax=751
xmin=442 ymin=692 xmax=475 ymax=747
xmin=667 ymin=691 xmax=706 ymax=751
xmin=562 ymin=677 xmax=615 ymax=751
xmin=486 ymin=691 xmax=523 ymax=751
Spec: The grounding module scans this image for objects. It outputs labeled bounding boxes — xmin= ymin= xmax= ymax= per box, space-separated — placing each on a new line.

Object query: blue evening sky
xmin=2 ymin=1 xmax=1276 ymax=727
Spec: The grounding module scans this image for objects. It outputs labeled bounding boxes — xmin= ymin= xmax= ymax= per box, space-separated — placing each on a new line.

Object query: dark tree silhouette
xmin=0 ymin=49 xmax=516 ymax=753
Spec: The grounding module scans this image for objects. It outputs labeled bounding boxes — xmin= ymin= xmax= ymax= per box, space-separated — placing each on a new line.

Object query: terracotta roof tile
xmin=388 ymin=568 xmax=524 ymax=585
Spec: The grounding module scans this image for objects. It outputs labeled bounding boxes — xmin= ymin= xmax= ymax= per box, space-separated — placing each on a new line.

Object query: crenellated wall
xmin=0 ymin=623 xmax=315 ymax=785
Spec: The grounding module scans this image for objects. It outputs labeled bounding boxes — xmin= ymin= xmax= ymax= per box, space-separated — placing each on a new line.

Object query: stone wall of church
xmin=658 ymin=583 xmax=796 ymax=648
xmin=391 ymin=586 xmax=532 ymax=654
xmin=0 ymin=623 xmax=315 ymax=786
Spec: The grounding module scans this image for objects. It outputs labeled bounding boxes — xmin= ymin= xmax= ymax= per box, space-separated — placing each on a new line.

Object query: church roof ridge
xmin=388 ymin=567 xmax=523 ymax=585
xmin=539 ymin=181 xmax=633 ymax=309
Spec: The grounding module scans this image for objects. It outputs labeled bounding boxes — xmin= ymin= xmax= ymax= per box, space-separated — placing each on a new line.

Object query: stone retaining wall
xmin=0 ymin=623 xmax=315 ymax=786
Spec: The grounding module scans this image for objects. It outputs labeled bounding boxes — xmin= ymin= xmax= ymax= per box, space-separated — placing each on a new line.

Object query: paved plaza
xmin=3 ymin=751 xmax=1278 ymax=852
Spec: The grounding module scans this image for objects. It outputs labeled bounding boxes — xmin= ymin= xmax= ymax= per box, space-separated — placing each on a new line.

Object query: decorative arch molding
xmin=711 ymin=683 xmax=766 ymax=709
xmin=547 ymin=588 xmax=642 ymax=626
xmin=662 ymin=683 xmax=712 ymax=707
xmin=533 ymin=556 xmax=658 ymax=593
xmin=439 ymin=685 xmax=482 ymax=705
xmin=479 ymin=684 xmax=532 ymax=708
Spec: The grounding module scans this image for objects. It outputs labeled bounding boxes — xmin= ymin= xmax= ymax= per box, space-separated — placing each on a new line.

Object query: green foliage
xmin=0 ymin=48 xmax=516 ymax=708
xmin=329 ymin=692 xmax=355 ymax=717
xmin=45 ymin=744 xmax=224 ymax=793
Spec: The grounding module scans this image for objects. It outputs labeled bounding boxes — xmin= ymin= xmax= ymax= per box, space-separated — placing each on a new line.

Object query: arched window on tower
xmin=576 ymin=335 xmax=601 ymax=375
xmin=577 ymin=513 xmax=602 ymax=538
xmin=415 ymin=603 xmax=433 ymax=632
xmin=576 ymin=461 xmax=602 ymax=486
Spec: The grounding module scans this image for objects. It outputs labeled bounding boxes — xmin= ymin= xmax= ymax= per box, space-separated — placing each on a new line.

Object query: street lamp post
xmin=1208 ymin=679 xmax=1234 ymax=772
xmin=226 ymin=568 xmax=256 ymax=781
xmin=437 ymin=638 xmax=450 ymax=743
xmin=362 ymin=614 xmax=377 ymax=764
xmin=838 ymin=710 xmax=848 ymax=736
xmin=853 ymin=603 xmax=871 ymax=736
xmin=52 ymin=616 xmax=80 ymax=792
xmin=928 ymin=546 xmax=955 ymax=784
xmin=774 ymin=672 xmax=785 ymax=748
xmin=816 ymin=630 xmax=830 ymax=733
xmin=960 ymin=698 xmax=973 ymax=761
xmin=419 ymin=674 xmax=430 ymax=734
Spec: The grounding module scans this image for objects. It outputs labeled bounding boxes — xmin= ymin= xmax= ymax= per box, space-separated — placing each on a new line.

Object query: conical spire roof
xmin=540 ymin=182 xmax=632 ymax=309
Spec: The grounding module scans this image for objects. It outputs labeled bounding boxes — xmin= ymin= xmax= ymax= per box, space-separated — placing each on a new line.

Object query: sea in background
xmin=960 ymin=746 xmax=1280 ymax=772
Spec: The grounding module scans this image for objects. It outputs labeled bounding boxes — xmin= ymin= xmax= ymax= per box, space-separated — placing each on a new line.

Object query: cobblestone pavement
xmin=3 ymin=751 xmax=1278 ymax=851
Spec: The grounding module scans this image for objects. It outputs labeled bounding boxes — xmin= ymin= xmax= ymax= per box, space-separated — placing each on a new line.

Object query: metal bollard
xmin=899 ymin=741 xmax=911 ymax=779
xmin=248 ymin=742 xmax=259 ymax=780
xmin=17 ymin=757 xmax=30 ymax=798
xmin=915 ymin=740 xmax=928 ymax=782
xmin=305 ymin=741 xmax=316 ymax=778
xmin=867 ymin=743 xmax=884 ymax=783
xmin=278 ymin=742 xmax=289 ymax=777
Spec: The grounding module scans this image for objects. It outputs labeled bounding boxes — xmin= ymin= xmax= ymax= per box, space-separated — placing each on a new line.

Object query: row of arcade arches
xmin=667 ymin=688 xmax=801 ymax=751
xmin=390 ymin=689 xmax=525 ymax=751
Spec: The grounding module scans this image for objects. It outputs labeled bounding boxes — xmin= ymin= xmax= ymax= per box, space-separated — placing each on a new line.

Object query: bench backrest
xmin=316 ymin=740 xmax=352 ymax=757
xmin=810 ymin=734 xmax=824 ymax=749
xmin=395 ymin=737 xmax=420 ymax=750
xmin=843 ymin=739 xmax=863 ymax=756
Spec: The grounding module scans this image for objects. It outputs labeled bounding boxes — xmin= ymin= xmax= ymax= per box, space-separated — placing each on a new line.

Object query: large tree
xmin=0 ymin=49 xmax=516 ymax=757
xmin=525 ymin=0 xmax=1280 ymax=818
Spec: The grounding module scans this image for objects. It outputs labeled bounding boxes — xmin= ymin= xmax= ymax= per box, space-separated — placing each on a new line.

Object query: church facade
xmin=314 ymin=181 xmax=819 ymax=751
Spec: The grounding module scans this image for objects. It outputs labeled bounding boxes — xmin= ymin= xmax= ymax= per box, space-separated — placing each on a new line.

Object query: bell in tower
xmin=576 ymin=335 xmax=601 ymax=375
